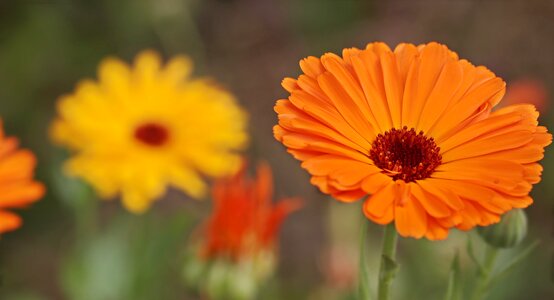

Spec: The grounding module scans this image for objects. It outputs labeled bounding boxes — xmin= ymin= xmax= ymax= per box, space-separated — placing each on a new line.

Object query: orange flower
xmin=202 ymin=161 xmax=301 ymax=260
xmin=274 ymin=42 xmax=552 ymax=240
xmin=502 ymin=78 xmax=548 ymax=113
xmin=0 ymin=121 xmax=45 ymax=233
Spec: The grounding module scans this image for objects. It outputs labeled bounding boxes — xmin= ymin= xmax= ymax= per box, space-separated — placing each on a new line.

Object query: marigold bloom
xmin=0 ymin=121 xmax=45 ymax=233
xmin=274 ymin=42 xmax=552 ymax=240
xmin=202 ymin=161 xmax=301 ymax=259
xmin=51 ymin=51 xmax=248 ymax=213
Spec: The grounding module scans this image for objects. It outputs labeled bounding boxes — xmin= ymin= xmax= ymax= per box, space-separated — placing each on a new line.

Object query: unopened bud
xmin=477 ymin=209 xmax=528 ymax=248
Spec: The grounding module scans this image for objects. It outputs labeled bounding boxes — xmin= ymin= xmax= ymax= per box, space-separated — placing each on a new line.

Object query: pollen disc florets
xmin=369 ymin=126 xmax=442 ymax=182
xmin=134 ymin=122 xmax=169 ymax=146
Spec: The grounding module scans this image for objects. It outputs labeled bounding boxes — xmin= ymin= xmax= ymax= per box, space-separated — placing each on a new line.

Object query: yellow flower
xmin=51 ymin=50 xmax=248 ymax=213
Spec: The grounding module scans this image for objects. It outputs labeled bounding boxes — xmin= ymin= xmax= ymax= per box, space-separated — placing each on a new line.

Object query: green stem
xmin=470 ymin=245 xmax=499 ymax=300
xmin=358 ymin=219 xmax=372 ymax=300
xmin=74 ymin=186 xmax=98 ymax=241
xmin=377 ymin=223 xmax=398 ymax=300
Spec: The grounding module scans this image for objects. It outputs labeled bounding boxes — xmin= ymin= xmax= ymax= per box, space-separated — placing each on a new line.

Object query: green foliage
xmin=443 ymin=251 xmax=462 ymax=300
xmin=61 ymin=211 xmax=194 ymax=300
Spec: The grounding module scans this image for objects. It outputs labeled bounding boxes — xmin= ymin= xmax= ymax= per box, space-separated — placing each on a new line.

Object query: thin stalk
xmin=377 ymin=223 xmax=398 ymax=300
xmin=358 ymin=219 xmax=372 ymax=299
xmin=75 ymin=187 xmax=98 ymax=240
xmin=470 ymin=245 xmax=499 ymax=300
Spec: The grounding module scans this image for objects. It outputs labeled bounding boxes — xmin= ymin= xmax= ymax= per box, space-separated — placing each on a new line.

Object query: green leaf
xmin=488 ymin=240 xmax=539 ymax=288
xmin=444 ymin=251 xmax=462 ymax=300
xmin=381 ymin=254 xmax=399 ymax=278
xmin=358 ymin=219 xmax=373 ymax=300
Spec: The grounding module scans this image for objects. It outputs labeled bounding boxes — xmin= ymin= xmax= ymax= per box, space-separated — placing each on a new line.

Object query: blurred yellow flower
xmin=51 ymin=50 xmax=248 ymax=213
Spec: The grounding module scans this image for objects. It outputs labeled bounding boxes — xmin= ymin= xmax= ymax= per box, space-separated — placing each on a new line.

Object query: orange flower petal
xmin=0 ymin=137 xmax=19 ymax=158
xmin=332 ymin=189 xmax=367 ymax=203
xmin=203 ymin=161 xmax=301 ymax=259
xmin=0 ymin=210 xmax=22 ymax=233
xmin=416 ymin=179 xmax=464 ymax=210
xmin=281 ymin=78 xmax=298 ymax=93
xmin=318 ymin=71 xmax=377 ymax=142
xmin=350 ymin=51 xmax=392 ymax=130
xmin=409 ymin=43 xmax=454 ymax=128
xmin=417 ymin=61 xmax=463 ymax=133
xmin=363 ymin=182 xmax=395 ymax=224
xmin=393 ymin=43 xmax=418 ymax=83
xmin=287 ymin=90 xmax=370 ymax=150
xmin=411 ymin=183 xmax=451 ymax=218
xmin=0 ymin=182 xmax=45 ymax=208
xmin=361 ymin=172 xmax=393 ymax=194
xmin=379 ymin=51 xmax=403 ymax=128
xmin=0 ymin=121 xmax=44 ymax=234
xmin=425 ymin=218 xmax=449 ymax=240
xmin=435 ymin=159 xmax=524 ymax=191
xmin=300 ymin=56 xmax=325 ymax=78
xmin=433 ymin=78 xmax=505 ymax=140
xmin=395 ymin=196 xmax=427 ymax=238
xmin=276 ymin=97 xmax=368 ymax=153
xmin=280 ymin=132 xmax=368 ymax=161
xmin=441 ymin=130 xmax=534 ymax=162
xmin=0 ymin=150 xmax=37 ymax=182
xmin=320 ymin=54 xmax=381 ymax=133
xmin=438 ymin=109 xmax=527 ymax=152
xmin=301 ymin=155 xmax=375 ymax=178
xmin=523 ymin=163 xmax=543 ymax=184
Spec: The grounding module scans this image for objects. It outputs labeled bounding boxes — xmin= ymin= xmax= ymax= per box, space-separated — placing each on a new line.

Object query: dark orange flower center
xmin=369 ymin=126 xmax=441 ymax=182
xmin=134 ymin=122 xmax=169 ymax=146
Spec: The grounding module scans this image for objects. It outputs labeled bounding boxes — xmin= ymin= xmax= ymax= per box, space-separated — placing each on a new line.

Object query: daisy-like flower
xmin=184 ymin=161 xmax=300 ymax=299
xmin=274 ymin=42 xmax=551 ymax=240
xmin=51 ymin=51 xmax=248 ymax=213
xmin=0 ymin=121 xmax=45 ymax=233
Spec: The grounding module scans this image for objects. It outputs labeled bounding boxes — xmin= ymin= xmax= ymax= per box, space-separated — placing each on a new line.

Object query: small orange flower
xmin=274 ymin=42 xmax=551 ymax=240
xmin=202 ymin=161 xmax=301 ymax=260
xmin=503 ymin=78 xmax=548 ymax=113
xmin=0 ymin=121 xmax=45 ymax=233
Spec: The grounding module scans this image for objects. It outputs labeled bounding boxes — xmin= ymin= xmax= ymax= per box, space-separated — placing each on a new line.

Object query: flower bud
xmin=205 ymin=260 xmax=231 ymax=300
xmin=203 ymin=258 xmax=261 ymax=300
xmin=477 ymin=209 xmax=528 ymax=248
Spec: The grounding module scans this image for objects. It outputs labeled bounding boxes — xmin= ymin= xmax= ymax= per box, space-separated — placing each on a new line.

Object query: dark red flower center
xmin=369 ymin=126 xmax=441 ymax=182
xmin=134 ymin=122 xmax=169 ymax=146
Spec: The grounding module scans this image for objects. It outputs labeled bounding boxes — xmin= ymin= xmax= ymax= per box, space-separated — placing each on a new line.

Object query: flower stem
xmin=377 ymin=223 xmax=398 ymax=300
xmin=75 ymin=187 xmax=98 ymax=240
xmin=470 ymin=245 xmax=499 ymax=300
xmin=358 ymin=218 xmax=372 ymax=300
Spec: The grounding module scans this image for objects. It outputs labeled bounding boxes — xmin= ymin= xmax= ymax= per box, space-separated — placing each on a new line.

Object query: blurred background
xmin=0 ymin=0 xmax=553 ymax=299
